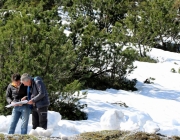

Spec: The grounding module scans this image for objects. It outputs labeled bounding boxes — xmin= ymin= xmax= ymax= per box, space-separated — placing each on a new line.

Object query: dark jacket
xmin=30 ymin=76 xmax=50 ymax=108
xmin=6 ymin=83 xmax=27 ymax=104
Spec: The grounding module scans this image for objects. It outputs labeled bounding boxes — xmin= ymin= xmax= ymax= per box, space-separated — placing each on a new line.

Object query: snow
xmin=1 ymin=48 xmax=180 ymax=138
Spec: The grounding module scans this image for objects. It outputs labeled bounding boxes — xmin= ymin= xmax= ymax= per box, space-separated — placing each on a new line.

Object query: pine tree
xmin=146 ymin=0 xmax=179 ymax=51
xmin=120 ymin=1 xmax=154 ymax=57
xmin=62 ymin=0 xmax=137 ymax=89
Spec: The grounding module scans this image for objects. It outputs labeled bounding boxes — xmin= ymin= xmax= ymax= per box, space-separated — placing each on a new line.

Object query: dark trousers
xmin=32 ymin=106 xmax=48 ymax=130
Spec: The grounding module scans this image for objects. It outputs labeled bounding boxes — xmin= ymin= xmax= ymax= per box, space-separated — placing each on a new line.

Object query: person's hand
xmin=27 ymin=100 xmax=34 ymax=105
xmin=11 ymin=101 xmax=16 ymax=106
xmin=11 ymin=101 xmax=23 ymax=106
xmin=11 ymin=101 xmax=20 ymax=106
xmin=21 ymin=96 xmax=27 ymax=101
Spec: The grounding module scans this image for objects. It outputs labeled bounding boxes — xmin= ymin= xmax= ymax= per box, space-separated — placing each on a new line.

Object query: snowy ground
xmin=1 ymin=48 xmax=180 ymax=138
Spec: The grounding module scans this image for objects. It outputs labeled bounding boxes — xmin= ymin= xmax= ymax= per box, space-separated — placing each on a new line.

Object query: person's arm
xmin=31 ymin=80 xmax=46 ymax=103
xmin=6 ymin=85 xmax=13 ymax=104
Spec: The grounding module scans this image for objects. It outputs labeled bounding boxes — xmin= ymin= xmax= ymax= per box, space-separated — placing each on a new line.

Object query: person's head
xmin=20 ymin=73 xmax=32 ymax=86
xmin=11 ymin=73 xmax=21 ymax=87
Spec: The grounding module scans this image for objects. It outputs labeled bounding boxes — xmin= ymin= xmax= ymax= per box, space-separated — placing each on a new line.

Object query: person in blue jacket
xmin=20 ymin=73 xmax=50 ymax=130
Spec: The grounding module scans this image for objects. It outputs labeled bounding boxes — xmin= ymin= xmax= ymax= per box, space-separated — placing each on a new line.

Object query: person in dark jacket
xmin=6 ymin=73 xmax=31 ymax=134
xmin=20 ymin=73 xmax=50 ymax=130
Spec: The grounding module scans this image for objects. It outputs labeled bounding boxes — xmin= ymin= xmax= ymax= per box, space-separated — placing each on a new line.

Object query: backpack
xmin=33 ymin=76 xmax=43 ymax=82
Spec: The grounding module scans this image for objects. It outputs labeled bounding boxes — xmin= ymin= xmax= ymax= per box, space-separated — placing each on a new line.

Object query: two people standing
xmin=6 ymin=73 xmax=31 ymax=134
xmin=6 ymin=73 xmax=50 ymax=134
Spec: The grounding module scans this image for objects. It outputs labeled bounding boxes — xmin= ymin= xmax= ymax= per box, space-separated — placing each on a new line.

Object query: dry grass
xmin=75 ymin=130 xmax=180 ymax=140
xmin=0 ymin=134 xmax=38 ymax=140
xmin=1 ymin=131 xmax=180 ymax=140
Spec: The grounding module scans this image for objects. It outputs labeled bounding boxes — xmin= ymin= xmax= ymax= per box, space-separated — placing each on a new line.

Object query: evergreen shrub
xmin=84 ymin=74 xmax=137 ymax=91
xmin=136 ymin=56 xmax=157 ymax=63
xmin=49 ymin=80 xmax=88 ymax=120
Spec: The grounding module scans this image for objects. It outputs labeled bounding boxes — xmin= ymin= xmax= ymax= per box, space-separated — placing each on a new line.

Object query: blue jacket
xmin=30 ymin=76 xmax=50 ymax=108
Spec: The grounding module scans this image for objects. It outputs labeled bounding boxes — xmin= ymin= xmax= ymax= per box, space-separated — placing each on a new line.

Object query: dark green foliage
xmin=85 ymin=75 xmax=137 ymax=91
xmin=49 ymin=80 xmax=88 ymax=120
xmin=0 ymin=0 xmax=178 ymax=120
xmin=118 ymin=78 xmax=137 ymax=91
xmin=171 ymin=68 xmax=177 ymax=73
xmin=122 ymin=1 xmax=154 ymax=57
xmin=146 ymin=0 xmax=180 ymax=51
xmin=0 ymin=92 xmax=12 ymax=116
xmin=144 ymin=77 xmax=155 ymax=84
xmin=54 ymin=101 xmax=88 ymax=120
xmin=136 ymin=56 xmax=157 ymax=63
xmin=0 ymin=1 xmax=87 ymax=119
xmin=62 ymin=0 xmax=138 ymax=90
